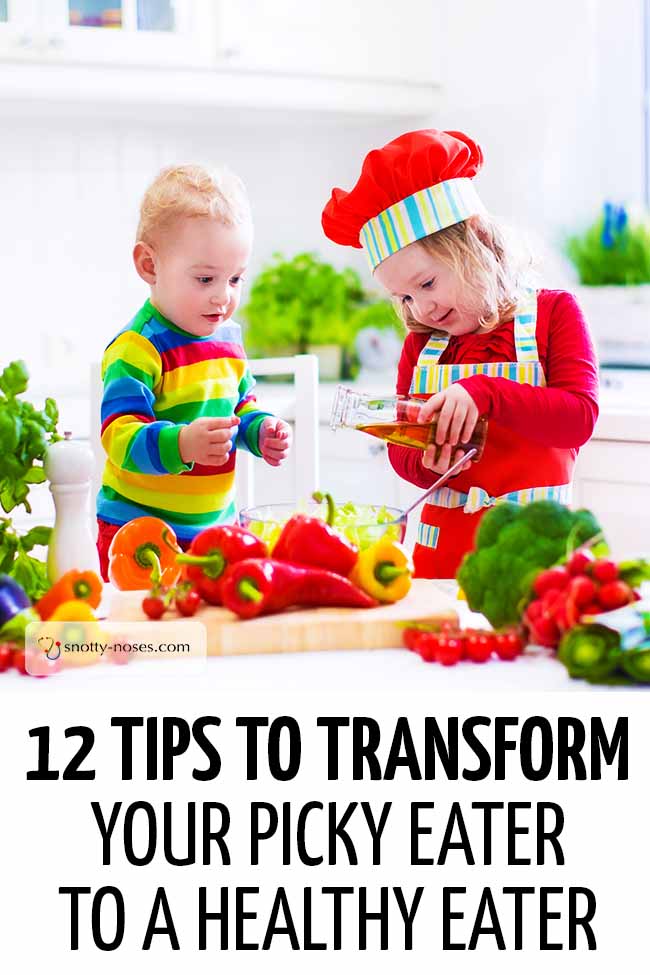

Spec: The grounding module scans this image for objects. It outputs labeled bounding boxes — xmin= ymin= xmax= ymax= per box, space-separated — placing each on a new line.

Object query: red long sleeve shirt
xmin=388 ymin=289 xmax=599 ymax=488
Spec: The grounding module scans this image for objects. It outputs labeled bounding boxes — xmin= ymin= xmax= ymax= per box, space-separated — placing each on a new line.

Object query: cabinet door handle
xmin=216 ymin=46 xmax=241 ymax=61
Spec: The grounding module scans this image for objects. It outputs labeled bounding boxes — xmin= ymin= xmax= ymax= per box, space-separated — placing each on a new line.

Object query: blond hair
xmin=397 ymin=214 xmax=527 ymax=335
xmin=136 ymin=164 xmax=251 ymax=244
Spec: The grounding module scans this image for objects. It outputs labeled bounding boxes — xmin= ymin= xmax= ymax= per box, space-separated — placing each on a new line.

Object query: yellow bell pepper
xmin=350 ymin=539 xmax=413 ymax=603
xmin=49 ymin=600 xmax=98 ymax=622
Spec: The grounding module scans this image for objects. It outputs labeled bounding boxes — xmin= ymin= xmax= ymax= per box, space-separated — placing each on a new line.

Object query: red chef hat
xmin=322 ymin=129 xmax=485 ymax=270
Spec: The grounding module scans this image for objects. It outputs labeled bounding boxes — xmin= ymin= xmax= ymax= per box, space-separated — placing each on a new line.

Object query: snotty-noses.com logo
xmin=37 ymin=636 xmax=61 ymax=661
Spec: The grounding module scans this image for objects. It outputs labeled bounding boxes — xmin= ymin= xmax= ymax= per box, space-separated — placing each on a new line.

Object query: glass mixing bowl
xmin=239 ymin=501 xmax=407 ymax=552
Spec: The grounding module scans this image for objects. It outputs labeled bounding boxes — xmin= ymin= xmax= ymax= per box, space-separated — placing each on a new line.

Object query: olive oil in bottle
xmin=356 ymin=415 xmax=488 ymax=460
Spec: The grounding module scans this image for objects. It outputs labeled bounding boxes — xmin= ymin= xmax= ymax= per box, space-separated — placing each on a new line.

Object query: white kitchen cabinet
xmin=0 ymin=0 xmax=217 ymax=66
xmin=573 ymin=439 xmax=650 ymax=559
xmin=0 ymin=1 xmax=440 ymax=116
xmin=0 ymin=1 xmax=39 ymax=56
xmin=219 ymin=0 xmax=440 ymax=85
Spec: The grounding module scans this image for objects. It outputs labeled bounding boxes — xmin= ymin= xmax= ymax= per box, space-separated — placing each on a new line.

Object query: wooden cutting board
xmin=108 ymin=580 xmax=458 ymax=656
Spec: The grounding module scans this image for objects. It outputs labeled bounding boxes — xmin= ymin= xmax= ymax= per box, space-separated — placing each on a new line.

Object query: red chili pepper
xmin=271 ymin=492 xmax=358 ymax=577
xmin=176 ymin=526 xmax=268 ymax=605
xmin=220 ymin=558 xmax=378 ymax=619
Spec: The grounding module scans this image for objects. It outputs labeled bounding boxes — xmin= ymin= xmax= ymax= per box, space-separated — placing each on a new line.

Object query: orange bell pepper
xmin=36 ymin=569 xmax=103 ymax=621
xmin=108 ymin=517 xmax=182 ymax=591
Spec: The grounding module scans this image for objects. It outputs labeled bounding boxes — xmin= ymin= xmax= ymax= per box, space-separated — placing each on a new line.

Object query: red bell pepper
xmin=176 ymin=525 xmax=268 ymax=605
xmin=272 ymin=492 xmax=358 ymax=576
xmin=220 ymin=558 xmax=378 ymax=619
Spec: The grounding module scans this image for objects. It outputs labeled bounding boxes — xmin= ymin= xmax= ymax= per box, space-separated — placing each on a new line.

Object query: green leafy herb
xmin=241 ymin=252 xmax=399 ymax=361
xmin=0 ymin=360 xmax=60 ymax=600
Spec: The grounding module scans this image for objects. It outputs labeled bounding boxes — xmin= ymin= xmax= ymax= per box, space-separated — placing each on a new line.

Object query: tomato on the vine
xmin=465 ymin=633 xmax=494 ymax=663
xmin=435 ymin=636 xmax=464 ymax=667
xmin=175 ymin=589 xmax=201 ymax=617
xmin=0 ymin=644 xmax=14 ymax=673
xmin=12 ymin=649 xmax=27 ymax=675
xmin=402 ymin=627 xmax=422 ymax=652
xmin=142 ymin=595 xmax=166 ymax=620
xmin=494 ymin=632 xmax=524 ymax=661
xmin=417 ymin=632 xmax=443 ymax=663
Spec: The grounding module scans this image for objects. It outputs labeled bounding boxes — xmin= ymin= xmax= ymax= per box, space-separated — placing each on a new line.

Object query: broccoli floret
xmin=570 ymin=508 xmax=603 ymax=548
xmin=519 ymin=500 xmax=573 ymax=540
xmin=474 ymin=501 xmax=520 ymax=548
xmin=456 ymin=500 xmax=606 ymax=628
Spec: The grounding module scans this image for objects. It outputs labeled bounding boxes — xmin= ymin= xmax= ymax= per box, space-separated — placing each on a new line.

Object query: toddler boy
xmin=96 ymin=165 xmax=291 ymax=579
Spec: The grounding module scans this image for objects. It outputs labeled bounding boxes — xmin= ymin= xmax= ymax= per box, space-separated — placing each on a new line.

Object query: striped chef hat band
xmin=322 ymin=129 xmax=485 ymax=271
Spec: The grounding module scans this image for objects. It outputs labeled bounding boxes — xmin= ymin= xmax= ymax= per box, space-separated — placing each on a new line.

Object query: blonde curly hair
xmin=136 ymin=164 xmax=251 ymax=244
xmin=397 ymin=214 xmax=527 ymax=335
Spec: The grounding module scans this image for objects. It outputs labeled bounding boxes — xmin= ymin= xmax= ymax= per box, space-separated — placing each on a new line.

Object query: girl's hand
xmin=259 ymin=417 xmax=293 ymax=467
xmin=179 ymin=416 xmax=239 ymax=466
xmin=418 ymin=384 xmax=479 ymax=475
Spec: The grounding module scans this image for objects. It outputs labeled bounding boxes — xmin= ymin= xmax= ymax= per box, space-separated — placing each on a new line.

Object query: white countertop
xmin=4 ymin=582 xmax=633 ymax=695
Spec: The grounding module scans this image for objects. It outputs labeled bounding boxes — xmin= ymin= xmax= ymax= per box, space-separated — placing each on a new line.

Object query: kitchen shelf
xmin=0 ymin=60 xmax=441 ymax=120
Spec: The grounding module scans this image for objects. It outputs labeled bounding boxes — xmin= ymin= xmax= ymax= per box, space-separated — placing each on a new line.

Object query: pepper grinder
xmin=43 ymin=431 xmax=100 ymax=583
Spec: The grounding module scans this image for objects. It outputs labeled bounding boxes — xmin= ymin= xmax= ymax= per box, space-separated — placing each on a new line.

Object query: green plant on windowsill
xmin=240 ymin=252 xmax=400 ymax=378
xmin=566 ymin=203 xmax=650 ymax=285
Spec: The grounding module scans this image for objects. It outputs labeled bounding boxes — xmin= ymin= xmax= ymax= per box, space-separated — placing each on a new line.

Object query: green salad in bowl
xmin=239 ymin=500 xmax=407 ymax=551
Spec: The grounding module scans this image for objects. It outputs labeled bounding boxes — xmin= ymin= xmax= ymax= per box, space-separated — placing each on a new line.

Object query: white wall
xmin=0 ymin=0 xmax=646 ymax=395
xmin=434 ymin=0 xmax=646 ymax=275
xmin=0 ymin=111 xmax=416 ymax=392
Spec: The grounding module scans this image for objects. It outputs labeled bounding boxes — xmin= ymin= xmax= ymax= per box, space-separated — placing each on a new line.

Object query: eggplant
xmin=0 ymin=574 xmax=31 ymax=627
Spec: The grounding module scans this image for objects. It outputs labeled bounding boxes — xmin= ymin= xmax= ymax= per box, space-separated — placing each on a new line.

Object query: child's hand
xmin=259 ymin=417 xmax=292 ymax=467
xmin=178 ymin=416 xmax=240 ymax=467
xmin=418 ymin=384 xmax=479 ymax=476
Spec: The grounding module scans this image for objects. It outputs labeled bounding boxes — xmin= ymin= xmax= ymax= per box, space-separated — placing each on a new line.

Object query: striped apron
xmin=408 ymin=288 xmax=574 ymax=579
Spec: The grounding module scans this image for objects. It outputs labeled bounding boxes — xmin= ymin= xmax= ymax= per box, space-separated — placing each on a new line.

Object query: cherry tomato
xmin=403 ymin=627 xmax=422 ymax=652
xmin=549 ymin=590 xmax=571 ymax=631
xmin=525 ymin=598 xmax=544 ymax=622
xmin=567 ymin=574 xmax=598 ymax=609
xmin=528 ymin=614 xmax=561 ymax=649
xmin=591 ymin=559 xmax=619 ymax=583
xmin=0 ymin=643 xmax=14 ymax=673
xmin=434 ymin=636 xmax=463 ymax=666
xmin=12 ymin=649 xmax=28 ymax=675
xmin=417 ymin=632 xmax=442 ymax=663
xmin=465 ymin=632 xmax=494 ymax=663
xmin=598 ymin=580 xmax=634 ymax=611
xmin=439 ymin=620 xmax=458 ymax=634
xmin=494 ymin=631 xmax=524 ymax=661
xmin=533 ymin=565 xmax=570 ymax=597
xmin=567 ymin=548 xmax=595 ymax=576
xmin=175 ymin=589 xmax=201 ymax=617
xmin=541 ymin=587 xmax=563 ymax=611
xmin=142 ymin=595 xmax=166 ymax=620
xmin=580 ymin=601 xmax=604 ymax=618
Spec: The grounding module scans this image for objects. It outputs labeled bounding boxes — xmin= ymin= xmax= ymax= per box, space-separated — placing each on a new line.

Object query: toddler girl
xmin=322 ymin=129 xmax=598 ymax=578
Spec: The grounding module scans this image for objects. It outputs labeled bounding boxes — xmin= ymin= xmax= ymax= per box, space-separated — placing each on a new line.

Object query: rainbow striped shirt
xmin=96 ymin=299 xmax=272 ymax=541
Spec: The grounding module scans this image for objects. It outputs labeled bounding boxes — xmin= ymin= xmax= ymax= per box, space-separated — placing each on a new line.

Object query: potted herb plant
xmin=567 ymin=203 xmax=650 ymax=359
xmin=241 ymin=252 xmax=397 ymax=380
